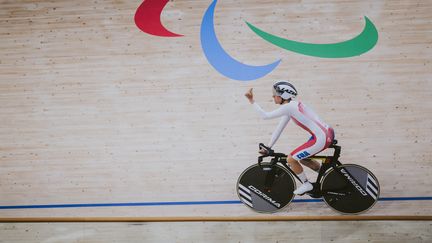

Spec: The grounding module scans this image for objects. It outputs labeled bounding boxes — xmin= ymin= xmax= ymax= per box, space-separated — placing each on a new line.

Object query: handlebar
xmin=258 ymin=143 xmax=287 ymax=168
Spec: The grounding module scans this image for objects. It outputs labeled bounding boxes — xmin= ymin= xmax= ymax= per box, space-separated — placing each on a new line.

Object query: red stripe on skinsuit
xmin=325 ymin=127 xmax=335 ymax=147
xmin=316 ymin=128 xmax=335 ymax=154
xmin=298 ymin=102 xmax=328 ymax=133
xmin=292 ymin=117 xmax=314 ymax=135
xmin=298 ymin=102 xmax=333 ymax=144
xmin=290 ymin=135 xmax=317 ymax=156
xmin=294 ymin=103 xmax=335 ymax=156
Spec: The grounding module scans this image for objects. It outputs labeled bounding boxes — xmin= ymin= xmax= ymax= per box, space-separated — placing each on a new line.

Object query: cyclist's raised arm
xmin=268 ymin=115 xmax=290 ymax=148
xmin=252 ymin=102 xmax=289 ymax=120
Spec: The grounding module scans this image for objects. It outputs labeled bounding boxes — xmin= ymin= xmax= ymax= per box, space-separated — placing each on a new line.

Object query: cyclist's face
xmin=273 ymin=95 xmax=282 ymax=104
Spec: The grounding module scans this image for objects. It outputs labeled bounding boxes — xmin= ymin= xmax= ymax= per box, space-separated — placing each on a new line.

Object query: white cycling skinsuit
xmin=253 ymin=100 xmax=334 ymax=160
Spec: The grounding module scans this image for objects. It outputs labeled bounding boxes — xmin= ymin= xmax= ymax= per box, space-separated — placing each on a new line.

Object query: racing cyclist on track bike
xmin=245 ymin=81 xmax=335 ymax=195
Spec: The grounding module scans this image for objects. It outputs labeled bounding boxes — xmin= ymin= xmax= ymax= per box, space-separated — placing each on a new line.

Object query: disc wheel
xmin=321 ymin=164 xmax=380 ymax=214
xmin=236 ymin=163 xmax=296 ymax=213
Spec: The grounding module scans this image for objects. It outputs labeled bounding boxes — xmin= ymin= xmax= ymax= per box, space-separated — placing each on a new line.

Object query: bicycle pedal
xmin=303 ymin=183 xmax=321 ymax=198
xmin=295 ymin=190 xmax=313 ymax=196
xmin=306 ymin=192 xmax=322 ymax=198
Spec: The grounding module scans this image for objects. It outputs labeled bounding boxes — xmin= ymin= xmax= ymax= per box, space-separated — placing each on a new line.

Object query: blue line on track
xmin=0 ymin=197 xmax=431 ymax=210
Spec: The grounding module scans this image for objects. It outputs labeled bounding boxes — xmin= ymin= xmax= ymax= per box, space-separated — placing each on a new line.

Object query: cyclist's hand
xmin=259 ymin=148 xmax=269 ymax=155
xmin=245 ymin=88 xmax=254 ymax=104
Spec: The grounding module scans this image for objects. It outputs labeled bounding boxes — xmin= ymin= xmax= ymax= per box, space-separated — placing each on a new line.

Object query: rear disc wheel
xmin=321 ymin=164 xmax=380 ymax=214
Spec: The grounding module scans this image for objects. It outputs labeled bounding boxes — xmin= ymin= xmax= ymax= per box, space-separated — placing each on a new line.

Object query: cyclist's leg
xmin=298 ymin=127 xmax=335 ymax=172
xmin=286 ymin=155 xmax=304 ymax=175
xmin=300 ymin=158 xmax=320 ymax=172
xmin=291 ymin=135 xmax=325 ymax=162
xmin=291 ymin=136 xmax=320 ymax=171
xmin=286 ymin=136 xmax=318 ymax=194
xmin=290 ymin=132 xmax=333 ymax=194
xmin=287 ymin=155 xmax=314 ymax=194
xmin=287 ymin=135 xmax=317 ymax=176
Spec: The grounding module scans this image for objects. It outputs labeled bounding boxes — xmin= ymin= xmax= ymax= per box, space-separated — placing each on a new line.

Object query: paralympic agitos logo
xmin=135 ymin=0 xmax=378 ymax=81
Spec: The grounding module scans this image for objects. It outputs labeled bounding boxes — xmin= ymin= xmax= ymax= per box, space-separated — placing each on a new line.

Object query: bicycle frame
xmin=312 ymin=144 xmax=342 ymax=185
xmin=258 ymin=142 xmax=341 ymax=180
xmin=257 ymin=142 xmax=348 ymax=198
xmin=242 ymin=141 xmax=379 ymax=213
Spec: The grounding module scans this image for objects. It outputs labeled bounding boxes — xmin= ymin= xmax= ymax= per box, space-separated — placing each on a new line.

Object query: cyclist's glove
xmin=259 ymin=143 xmax=273 ymax=155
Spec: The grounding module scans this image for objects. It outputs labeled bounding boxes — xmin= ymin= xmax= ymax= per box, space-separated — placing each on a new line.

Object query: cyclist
xmin=245 ymin=81 xmax=334 ymax=195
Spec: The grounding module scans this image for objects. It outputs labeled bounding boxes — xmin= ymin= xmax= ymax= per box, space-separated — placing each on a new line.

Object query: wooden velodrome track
xmin=1 ymin=0 xmax=431 ymax=241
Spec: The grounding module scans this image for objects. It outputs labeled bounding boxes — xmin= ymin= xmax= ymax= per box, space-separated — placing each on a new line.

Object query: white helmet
xmin=273 ymin=81 xmax=297 ymax=100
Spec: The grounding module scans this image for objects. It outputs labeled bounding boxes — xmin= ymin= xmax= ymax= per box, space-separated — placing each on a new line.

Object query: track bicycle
xmin=236 ymin=140 xmax=380 ymax=214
